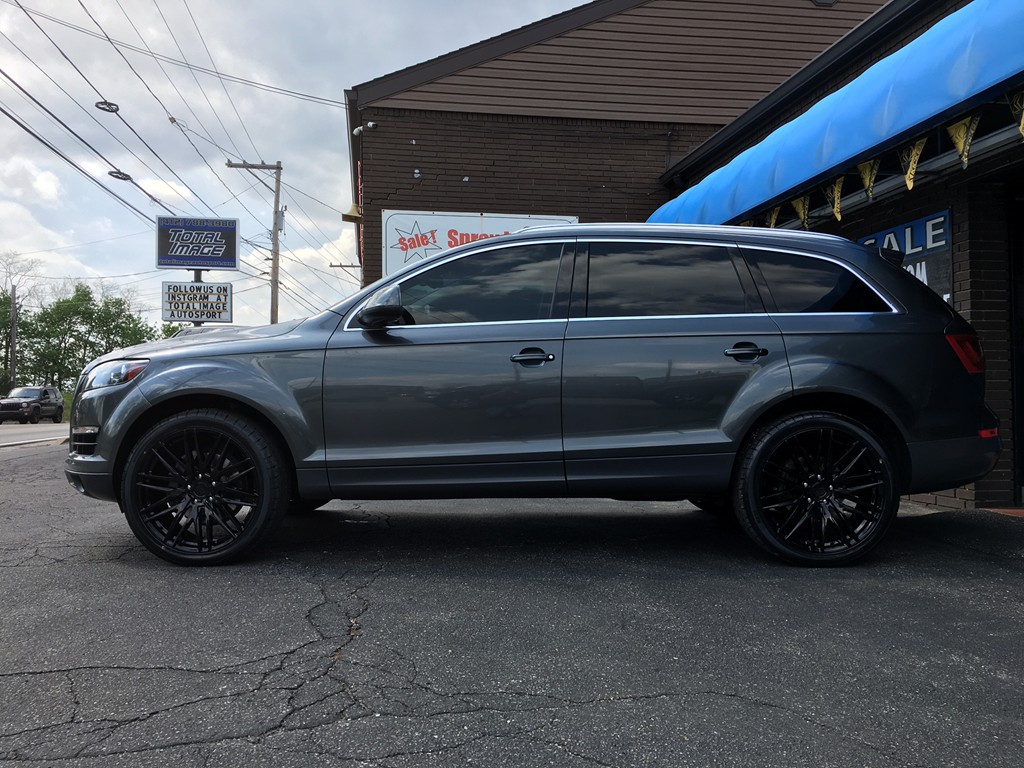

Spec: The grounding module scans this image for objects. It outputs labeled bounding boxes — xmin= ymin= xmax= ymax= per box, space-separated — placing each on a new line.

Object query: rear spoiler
xmin=878 ymin=248 xmax=905 ymax=267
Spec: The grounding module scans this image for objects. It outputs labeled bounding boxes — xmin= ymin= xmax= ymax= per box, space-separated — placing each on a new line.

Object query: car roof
xmin=469 ymin=222 xmax=855 ymax=255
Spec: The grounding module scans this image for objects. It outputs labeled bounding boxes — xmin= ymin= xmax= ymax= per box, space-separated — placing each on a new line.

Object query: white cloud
xmin=0 ymin=158 xmax=64 ymax=205
xmin=0 ymin=0 xmax=586 ymax=325
xmin=136 ymin=177 xmax=193 ymax=206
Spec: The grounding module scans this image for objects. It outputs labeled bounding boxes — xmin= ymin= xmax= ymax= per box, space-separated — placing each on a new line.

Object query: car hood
xmin=87 ymin=318 xmax=307 ymax=366
xmin=0 ymin=397 xmax=33 ymax=404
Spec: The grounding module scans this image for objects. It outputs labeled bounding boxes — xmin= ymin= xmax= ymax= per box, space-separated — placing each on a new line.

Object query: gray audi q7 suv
xmin=65 ymin=224 xmax=1000 ymax=566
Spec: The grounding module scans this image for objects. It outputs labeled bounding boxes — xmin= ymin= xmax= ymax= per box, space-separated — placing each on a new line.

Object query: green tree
xmin=161 ymin=322 xmax=189 ymax=339
xmin=18 ymin=283 xmax=157 ymax=390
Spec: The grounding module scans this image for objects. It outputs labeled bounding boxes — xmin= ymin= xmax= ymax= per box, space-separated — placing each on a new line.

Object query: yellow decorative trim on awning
xmin=946 ymin=115 xmax=981 ymax=168
xmin=857 ymin=159 xmax=880 ymax=200
xmin=823 ymin=176 xmax=844 ymax=221
xmin=792 ymin=195 xmax=810 ymax=229
xmin=1010 ymin=90 xmax=1024 ymax=138
xmin=898 ymin=138 xmax=927 ymax=190
xmin=765 ymin=207 xmax=780 ymax=229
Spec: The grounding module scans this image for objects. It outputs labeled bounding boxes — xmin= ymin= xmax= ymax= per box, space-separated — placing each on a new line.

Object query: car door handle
xmin=724 ymin=343 xmax=769 ymax=360
xmin=510 ymin=349 xmax=556 ymax=365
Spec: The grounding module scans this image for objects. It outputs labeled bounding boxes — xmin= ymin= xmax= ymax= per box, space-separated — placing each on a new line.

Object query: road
xmin=0 ymin=421 xmax=67 ymax=447
xmin=1 ymin=442 xmax=1022 ymax=767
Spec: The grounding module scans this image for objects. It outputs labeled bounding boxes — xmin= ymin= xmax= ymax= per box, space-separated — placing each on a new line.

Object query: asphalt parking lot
xmin=1 ymin=440 xmax=1022 ymax=767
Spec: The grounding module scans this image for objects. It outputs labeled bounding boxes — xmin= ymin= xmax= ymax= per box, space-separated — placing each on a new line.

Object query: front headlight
xmin=83 ymin=360 xmax=149 ymax=391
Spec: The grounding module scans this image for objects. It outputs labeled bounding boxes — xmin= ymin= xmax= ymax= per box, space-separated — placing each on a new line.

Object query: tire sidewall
xmin=735 ymin=412 xmax=899 ymax=566
xmin=121 ymin=409 xmax=289 ymax=565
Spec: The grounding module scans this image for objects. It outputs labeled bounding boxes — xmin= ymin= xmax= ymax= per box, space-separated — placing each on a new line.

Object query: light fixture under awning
xmin=648 ymin=0 xmax=1024 ymax=226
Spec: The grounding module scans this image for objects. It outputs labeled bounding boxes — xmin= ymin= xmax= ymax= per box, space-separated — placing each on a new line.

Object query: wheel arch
xmin=738 ymin=391 xmax=912 ymax=493
xmin=110 ymin=393 xmax=299 ymax=506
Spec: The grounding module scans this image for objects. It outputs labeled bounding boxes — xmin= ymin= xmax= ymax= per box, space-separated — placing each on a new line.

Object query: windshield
xmin=8 ymin=387 xmax=39 ymax=399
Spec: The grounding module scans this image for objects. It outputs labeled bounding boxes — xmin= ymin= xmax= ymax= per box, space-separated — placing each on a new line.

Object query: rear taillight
xmin=946 ymin=333 xmax=984 ymax=374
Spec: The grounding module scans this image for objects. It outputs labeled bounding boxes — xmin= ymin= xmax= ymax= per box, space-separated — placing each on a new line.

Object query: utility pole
xmin=226 ymin=160 xmax=283 ymax=323
xmin=7 ymin=282 xmax=15 ymax=391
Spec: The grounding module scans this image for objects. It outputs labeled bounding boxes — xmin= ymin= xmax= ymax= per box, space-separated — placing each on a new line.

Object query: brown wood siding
xmin=680 ymin=0 xmax=973 ymax=184
xmin=354 ymin=108 xmax=718 ymax=284
xmin=366 ymin=0 xmax=887 ymax=123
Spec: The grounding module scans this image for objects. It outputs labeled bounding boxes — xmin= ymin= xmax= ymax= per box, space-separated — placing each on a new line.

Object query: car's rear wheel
xmin=734 ymin=411 xmax=898 ymax=566
xmin=52 ymin=406 xmax=63 ymax=423
xmin=120 ymin=408 xmax=290 ymax=565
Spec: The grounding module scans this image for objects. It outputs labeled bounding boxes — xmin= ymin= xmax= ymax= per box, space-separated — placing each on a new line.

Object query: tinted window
xmin=752 ymin=250 xmax=891 ymax=313
xmin=586 ymin=242 xmax=749 ymax=317
xmin=400 ymin=243 xmax=564 ymax=325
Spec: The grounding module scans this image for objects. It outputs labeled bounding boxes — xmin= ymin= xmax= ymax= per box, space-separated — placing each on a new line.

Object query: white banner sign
xmin=162 ymin=282 xmax=233 ymax=323
xmin=382 ymin=210 xmax=578 ymax=275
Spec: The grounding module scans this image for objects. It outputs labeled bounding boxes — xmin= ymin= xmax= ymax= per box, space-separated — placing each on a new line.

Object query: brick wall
xmin=354 ymin=108 xmax=718 ymax=283
xmin=819 ymin=169 xmax=1016 ymax=510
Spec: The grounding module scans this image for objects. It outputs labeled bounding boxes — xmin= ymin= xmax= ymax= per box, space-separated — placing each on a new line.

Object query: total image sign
xmin=382 ymin=210 xmax=578 ymax=275
xmin=156 ymin=217 xmax=239 ymax=270
xmin=858 ymin=211 xmax=951 ymax=302
xmin=162 ymin=282 xmax=233 ymax=323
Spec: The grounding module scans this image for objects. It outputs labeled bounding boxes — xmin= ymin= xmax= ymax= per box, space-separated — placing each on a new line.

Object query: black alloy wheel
xmin=734 ymin=411 xmax=898 ymax=566
xmin=52 ymin=406 xmax=63 ymax=424
xmin=120 ymin=409 xmax=290 ymax=565
xmin=28 ymin=408 xmax=40 ymax=424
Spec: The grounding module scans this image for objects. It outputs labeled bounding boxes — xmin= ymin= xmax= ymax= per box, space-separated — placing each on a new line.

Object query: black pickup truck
xmin=0 ymin=386 xmax=64 ymax=424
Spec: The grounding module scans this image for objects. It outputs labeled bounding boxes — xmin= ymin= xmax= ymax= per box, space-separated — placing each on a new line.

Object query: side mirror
xmin=355 ymin=284 xmax=407 ymax=329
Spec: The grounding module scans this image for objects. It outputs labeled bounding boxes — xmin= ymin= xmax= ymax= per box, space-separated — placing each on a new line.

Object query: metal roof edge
xmin=350 ymin=0 xmax=650 ymax=106
xmin=658 ymin=0 xmax=938 ymax=187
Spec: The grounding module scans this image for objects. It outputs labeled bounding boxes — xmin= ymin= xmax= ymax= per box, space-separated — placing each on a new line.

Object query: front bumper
xmin=64 ymin=466 xmax=118 ymax=502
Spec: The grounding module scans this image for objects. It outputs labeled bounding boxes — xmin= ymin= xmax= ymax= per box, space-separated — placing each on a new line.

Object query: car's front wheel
xmin=28 ymin=408 xmax=40 ymax=424
xmin=120 ymin=409 xmax=291 ymax=565
xmin=734 ymin=411 xmax=899 ymax=566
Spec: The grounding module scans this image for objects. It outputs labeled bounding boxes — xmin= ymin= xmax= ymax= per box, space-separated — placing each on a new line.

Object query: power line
xmin=0 ymin=66 xmax=177 ymax=215
xmin=0 ymin=29 xmax=207 ymax=218
xmin=0 ymin=100 xmax=155 ymax=224
xmin=112 ymin=0 xmax=222 ymax=160
xmin=0 ymin=0 xmax=347 ymax=109
xmin=181 ymin=0 xmax=261 ymax=160
xmin=14 ymin=0 xmax=220 ymax=216
xmin=16 ymin=231 xmax=150 ymax=255
xmin=148 ymin=0 xmax=245 ymax=161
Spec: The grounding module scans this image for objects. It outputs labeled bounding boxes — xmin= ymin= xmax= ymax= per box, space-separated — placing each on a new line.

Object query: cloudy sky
xmin=0 ymin=0 xmax=587 ymax=325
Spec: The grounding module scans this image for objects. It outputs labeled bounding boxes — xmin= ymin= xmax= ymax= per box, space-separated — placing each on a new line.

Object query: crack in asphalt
xmin=3 ymin=448 xmax=1019 ymax=767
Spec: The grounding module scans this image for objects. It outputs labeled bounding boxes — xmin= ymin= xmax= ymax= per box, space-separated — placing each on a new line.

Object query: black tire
xmin=734 ymin=411 xmax=898 ymax=566
xmin=120 ymin=408 xmax=291 ymax=565
xmin=18 ymin=416 xmax=27 ymax=425
xmin=28 ymin=408 xmax=40 ymax=424
xmin=52 ymin=406 xmax=64 ymax=424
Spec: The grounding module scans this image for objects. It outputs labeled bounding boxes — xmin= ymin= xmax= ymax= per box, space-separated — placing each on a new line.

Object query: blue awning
xmin=648 ymin=0 xmax=1024 ymax=225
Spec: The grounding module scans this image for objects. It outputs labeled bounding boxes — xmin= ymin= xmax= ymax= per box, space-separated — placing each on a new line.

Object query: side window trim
xmin=343 ymin=238 xmax=575 ymax=330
